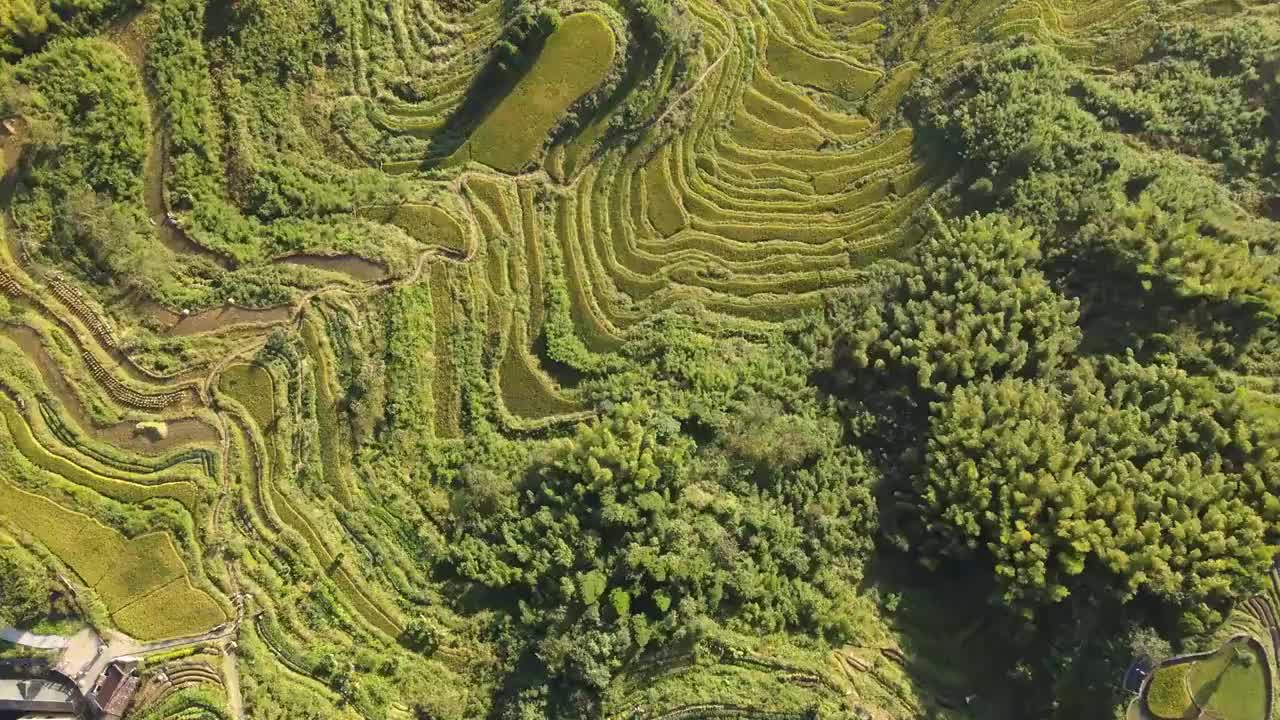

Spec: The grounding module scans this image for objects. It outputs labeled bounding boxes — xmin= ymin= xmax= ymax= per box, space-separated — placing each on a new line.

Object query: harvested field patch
xmin=1189 ymin=638 xmax=1269 ymax=720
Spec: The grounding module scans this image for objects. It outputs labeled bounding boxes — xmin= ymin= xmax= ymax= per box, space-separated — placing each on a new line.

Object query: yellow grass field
xmin=470 ymin=12 xmax=617 ymax=172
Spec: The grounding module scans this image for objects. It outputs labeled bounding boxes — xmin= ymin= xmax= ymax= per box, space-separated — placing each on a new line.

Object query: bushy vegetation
xmin=829 ymin=210 xmax=1278 ymax=633
xmin=0 ymin=533 xmax=59 ymax=628
xmin=0 ymin=0 xmax=138 ymax=59
xmin=1 ymin=37 xmax=161 ymax=289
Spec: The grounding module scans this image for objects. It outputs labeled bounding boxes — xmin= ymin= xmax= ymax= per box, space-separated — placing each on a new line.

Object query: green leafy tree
xmin=453 ymin=401 xmax=692 ymax=614
xmin=1072 ymin=198 xmax=1280 ymax=319
xmin=911 ymin=38 xmax=1280 ymax=371
xmin=401 ymin=615 xmax=441 ymax=655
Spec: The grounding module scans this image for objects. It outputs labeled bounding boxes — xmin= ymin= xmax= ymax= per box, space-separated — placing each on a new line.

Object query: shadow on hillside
xmin=419 ymin=0 xmax=558 ymax=165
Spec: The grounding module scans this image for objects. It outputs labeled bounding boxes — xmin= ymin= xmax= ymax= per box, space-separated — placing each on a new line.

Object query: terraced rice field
xmin=1142 ymin=571 xmax=1280 ymax=720
xmin=1 ymin=0 xmax=1273 ymax=717
xmin=466 ymin=12 xmax=619 ymax=171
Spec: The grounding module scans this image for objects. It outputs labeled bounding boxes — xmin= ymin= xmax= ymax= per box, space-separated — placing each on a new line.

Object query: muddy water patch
xmin=145 ymin=301 xmax=291 ymax=336
xmin=278 ymin=254 xmax=388 ymax=283
xmin=4 ymin=324 xmax=217 ymax=452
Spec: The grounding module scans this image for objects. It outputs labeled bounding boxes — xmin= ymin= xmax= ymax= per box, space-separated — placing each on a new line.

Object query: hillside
xmin=0 ymin=0 xmax=1278 ymax=718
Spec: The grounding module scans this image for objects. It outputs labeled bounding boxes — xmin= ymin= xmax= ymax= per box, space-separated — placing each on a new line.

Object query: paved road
xmin=0 ymin=626 xmax=71 ymax=649
xmin=222 ymin=647 xmax=244 ymax=720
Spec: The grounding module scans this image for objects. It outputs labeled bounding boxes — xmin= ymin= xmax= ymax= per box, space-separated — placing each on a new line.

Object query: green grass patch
xmin=520 ymin=185 xmax=547 ymax=337
xmin=382 ymin=284 xmax=436 ymax=437
xmin=753 ymin=69 xmax=871 ymax=136
xmin=469 ymin=13 xmax=617 ymax=172
xmin=741 ymin=87 xmax=813 ymax=131
xmin=429 ymin=265 xmax=462 ymax=438
xmin=331 ymin=566 xmax=402 ymax=638
xmin=1188 ymin=638 xmax=1269 ymax=720
xmin=359 ymin=204 xmax=467 ymax=255
xmin=464 ymin=175 xmax=517 ymax=237
xmin=554 ymin=197 xmax=623 ymax=353
xmin=369 ymin=106 xmax=446 ymax=137
xmin=730 ymin=106 xmax=824 ymax=151
xmin=866 ymin=61 xmax=920 ymax=117
xmin=219 ymin=363 xmax=275 ymax=433
xmin=268 ymin=484 xmax=402 ymax=638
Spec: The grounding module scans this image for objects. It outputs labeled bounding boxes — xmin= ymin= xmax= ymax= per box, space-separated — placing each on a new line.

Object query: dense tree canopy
xmin=916 ymin=359 xmax=1278 ymax=630
xmin=449 ymin=317 xmax=882 ymax=699
xmin=1072 ymin=198 xmax=1280 ymax=321
xmin=832 ymin=29 xmax=1280 ymax=664
xmin=0 ymin=37 xmax=165 ymax=289
xmin=1 ymin=37 xmax=148 ymax=201
xmin=1124 ymin=23 xmax=1280 ymax=188
xmin=912 ymin=39 xmax=1280 ymax=367
xmin=829 ymin=213 xmax=1080 ymax=445
xmin=0 ymin=0 xmax=138 ymax=59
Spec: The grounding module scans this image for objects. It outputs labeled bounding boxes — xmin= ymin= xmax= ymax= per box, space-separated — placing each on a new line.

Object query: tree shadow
xmin=861 ymin=549 xmax=1023 ymax=720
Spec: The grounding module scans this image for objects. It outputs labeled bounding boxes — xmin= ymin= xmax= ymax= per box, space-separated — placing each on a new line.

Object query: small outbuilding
xmin=88 ymin=660 xmax=139 ymax=720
